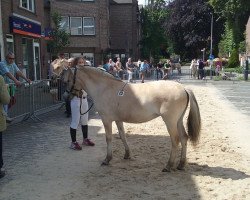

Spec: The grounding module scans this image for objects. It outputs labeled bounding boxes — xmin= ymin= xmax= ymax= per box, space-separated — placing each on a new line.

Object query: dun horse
xmin=53 ymin=61 xmax=201 ymax=172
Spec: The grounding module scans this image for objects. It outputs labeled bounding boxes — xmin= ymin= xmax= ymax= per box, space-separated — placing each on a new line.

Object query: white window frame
xmin=70 ymin=17 xmax=83 ymax=36
xmin=83 ymin=17 xmax=95 ymax=35
xmin=60 ymin=16 xmax=70 ymax=33
xmin=6 ymin=34 xmax=14 ymax=54
xmin=19 ymin=0 xmax=35 ymax=12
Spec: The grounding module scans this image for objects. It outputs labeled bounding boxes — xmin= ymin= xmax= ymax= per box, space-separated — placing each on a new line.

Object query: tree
xmin=140 ymin=0 xmax=170 ymax=62
xmin=47 ymin=12 xmax=70 ymax=58
xmin=209 ymin=0 xmax=250 ymax=67
xmin=164 ymin=0 xmax=224 ymax=60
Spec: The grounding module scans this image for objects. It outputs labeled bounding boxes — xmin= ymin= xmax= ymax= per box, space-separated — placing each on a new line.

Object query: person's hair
xmin=73 ymin=56 xmax=84 ymax=66
xmin=6 ymin=52 xmax=15 ymax=58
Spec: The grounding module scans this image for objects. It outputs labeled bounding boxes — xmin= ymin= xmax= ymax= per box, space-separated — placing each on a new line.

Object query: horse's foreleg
xmin=101 ymin=121 xmax=113 ymax=165
xmin=115 ymin=121 xmax=130 ymax=159
xmin=177 ymin=122 xmax=188 ymax=170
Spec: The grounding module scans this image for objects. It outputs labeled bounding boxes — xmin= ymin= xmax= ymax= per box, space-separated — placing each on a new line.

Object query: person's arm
xmin=5 ymin=72 xmax=22 ymax=86
xmin=16 ymin=71 xmax=31 ymax=83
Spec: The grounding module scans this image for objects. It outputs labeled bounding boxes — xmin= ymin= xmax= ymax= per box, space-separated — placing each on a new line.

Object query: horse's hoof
xmin=101 ymin=160 xmax=109 ymax=166
xmin=177 ymin=166 xmax=185 ymax=171
xmin=124 ymin=155 xmax=131 ymax=160
xmin=177 ymin=161 xmax=186 ymax=170
xmin=162 ymin=167 xmax=171 ymax=172
xmin=124 ymin=152 xmax=131 ymax=159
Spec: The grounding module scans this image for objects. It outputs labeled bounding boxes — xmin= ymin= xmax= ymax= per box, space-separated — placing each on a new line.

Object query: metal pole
xmin=210 ymin=13 xmax=213 ymax=80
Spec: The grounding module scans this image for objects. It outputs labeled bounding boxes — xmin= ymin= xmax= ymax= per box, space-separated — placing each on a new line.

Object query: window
xmin=20 ymin=0 xmax=35 ymax=12
xmin=60 ymin=17 xmax=70 ymax=33
xmin=83 ymin=17 xmax=95 ymax=35
xmin=6 ymin=35 xmax=14 ymax=54
xmin=70 ymin=17 xmax=82 ymax=35
xmin=83 ymin=53 xmax=94 ymax=66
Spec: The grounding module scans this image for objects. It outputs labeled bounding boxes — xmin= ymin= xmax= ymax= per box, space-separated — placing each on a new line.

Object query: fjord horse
xmin=54 ymin=63 xmax=201 ymax=172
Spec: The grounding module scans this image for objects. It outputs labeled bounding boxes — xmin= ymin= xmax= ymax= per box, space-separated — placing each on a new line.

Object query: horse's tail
xmin=185 ymin=88 xmax=201 ymax=145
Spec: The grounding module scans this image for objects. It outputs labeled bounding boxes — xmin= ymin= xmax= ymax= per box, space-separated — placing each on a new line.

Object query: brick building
xmin=0 ymin=0 xmax=50 ymax=80
xmin=50 ymin=0 xmax=141 ymax=66
xmin=109 ymin=0 xmax=141 ymax=65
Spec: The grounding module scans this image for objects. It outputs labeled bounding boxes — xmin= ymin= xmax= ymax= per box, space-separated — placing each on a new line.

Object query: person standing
xmin=0 ymin=76 xmax=10 ymax=178
xmin=198 ymin=59 xmax=205 ymax=79
xmin=126 ymin=58 xmax=135 ymax=83
xmin=139 ymin=60 xmax=149 ymax=83
xmin=69 ymin=56 xmax=95 ymax=150
xmin=0 ymin=52 xmax=31 ymax=122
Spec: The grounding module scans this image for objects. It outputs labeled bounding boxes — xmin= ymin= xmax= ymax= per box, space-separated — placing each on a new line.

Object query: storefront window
xmin=83 ymin=53 xmax=94 ymax=66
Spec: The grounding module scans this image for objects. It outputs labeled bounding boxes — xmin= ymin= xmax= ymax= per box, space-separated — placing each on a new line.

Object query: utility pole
xmin=209 ymin=13 xmax=214 ymax=80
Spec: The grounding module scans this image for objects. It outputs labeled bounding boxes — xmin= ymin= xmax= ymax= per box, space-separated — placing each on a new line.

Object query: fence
xmin=8 ymin=78 xmax=64 ymax=124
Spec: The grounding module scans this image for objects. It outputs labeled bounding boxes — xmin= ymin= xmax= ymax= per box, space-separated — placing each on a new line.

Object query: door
xmin=33 ymin=41 xmax=41 ymax=80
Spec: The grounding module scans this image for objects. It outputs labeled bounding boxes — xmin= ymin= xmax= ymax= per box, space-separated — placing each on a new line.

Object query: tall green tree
xmin=47 ymin=12 xmax=70 ymax=58
xmin=209 ymin=0 xmax=250 ymax=67
xmin=140 ymin=0 xmax=170 ymax=61
xmin=164 ymin=0 xmax=224 ymax=60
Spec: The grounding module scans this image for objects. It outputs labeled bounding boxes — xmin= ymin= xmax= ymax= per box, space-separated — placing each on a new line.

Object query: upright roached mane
xmin=53 ymin=62 xmax=201 ymax=172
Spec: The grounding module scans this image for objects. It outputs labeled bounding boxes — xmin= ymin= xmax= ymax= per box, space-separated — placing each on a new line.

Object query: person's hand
xmin=14 ymin=80 xmax=22 ymax=87
xmin=26 ymin=79 xmax=31 ymax=84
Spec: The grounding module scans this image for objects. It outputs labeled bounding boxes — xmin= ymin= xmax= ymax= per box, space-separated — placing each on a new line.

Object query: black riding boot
xmin=81 ymin=125 xmax=88 ymax=139
xmin=70 ymin=128 xmax=76 ymax=143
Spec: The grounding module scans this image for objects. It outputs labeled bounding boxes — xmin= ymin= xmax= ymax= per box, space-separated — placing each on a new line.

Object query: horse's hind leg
xmin=115 ymin=121 xmax=131 ymax=159
xmin=101 ymin=120 xmax=113 ymax=165
xmin=177 ymin=121 xmax=188 ymax=170
xmin=162 ymin=119 xmax=179 ymax=172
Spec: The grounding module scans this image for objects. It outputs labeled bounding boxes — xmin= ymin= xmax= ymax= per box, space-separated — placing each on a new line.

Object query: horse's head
xmin=62 ymin=66 xmax=87 ymax=96
xmin=51 ymin=59 xmax=69 ymax=76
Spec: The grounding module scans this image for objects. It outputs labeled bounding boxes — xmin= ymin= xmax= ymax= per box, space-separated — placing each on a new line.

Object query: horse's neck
xmin=80 ymin=68 xmax=121 ymax=96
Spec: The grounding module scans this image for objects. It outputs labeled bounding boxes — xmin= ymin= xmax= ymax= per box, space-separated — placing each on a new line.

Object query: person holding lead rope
xmin=69 ymin=56 xmax=95 ymax=150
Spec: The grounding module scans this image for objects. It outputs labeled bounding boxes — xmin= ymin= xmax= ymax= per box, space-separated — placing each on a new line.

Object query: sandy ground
xmin=1 ymin=83 xmax=250 ymax=200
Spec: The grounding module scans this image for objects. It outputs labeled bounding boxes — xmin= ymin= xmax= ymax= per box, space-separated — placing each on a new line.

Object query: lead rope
xmin=80 ymin=96 xmax=94 ymax=115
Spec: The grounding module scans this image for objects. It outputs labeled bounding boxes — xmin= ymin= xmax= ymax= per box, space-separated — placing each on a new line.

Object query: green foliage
xmin=209 ymin=0 xmax=250 ymax=49
xmin=218 ymin=22 xmax=234 ymax=57
xmin=47 ymin=12 xmax=70 ymax=57
xmin=164 ymin=0 xmax=224 ymax=60
xmin=140 ymin=0 xmax=170 ymax=60
xmin=227 ymin=49 xmax=239 ymax=68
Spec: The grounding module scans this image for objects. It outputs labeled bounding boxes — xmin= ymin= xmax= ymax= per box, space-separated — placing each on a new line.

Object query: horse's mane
xmin=79 ymin=65 xmax=123 ymax=82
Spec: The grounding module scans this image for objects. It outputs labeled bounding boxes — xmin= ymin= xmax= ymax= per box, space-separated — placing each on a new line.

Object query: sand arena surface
xmin=0 ymin=83 xmax=250 ymax=200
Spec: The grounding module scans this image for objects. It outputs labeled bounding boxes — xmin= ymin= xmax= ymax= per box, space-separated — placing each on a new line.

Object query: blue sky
xmin=138 ymin=0 xmax=146 ymax=5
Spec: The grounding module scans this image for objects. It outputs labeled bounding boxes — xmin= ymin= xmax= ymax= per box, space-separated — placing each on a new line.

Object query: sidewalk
xmin=0 ymin=108 xmax=107 ymax=200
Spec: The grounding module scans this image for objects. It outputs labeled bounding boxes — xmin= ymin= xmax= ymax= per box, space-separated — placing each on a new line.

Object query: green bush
xmin=227 ymin=49 xmax=239 ymax=68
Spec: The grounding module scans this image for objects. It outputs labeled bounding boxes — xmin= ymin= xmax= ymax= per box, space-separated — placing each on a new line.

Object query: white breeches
xmin=70 ymin=96 xmax=88 ymax=129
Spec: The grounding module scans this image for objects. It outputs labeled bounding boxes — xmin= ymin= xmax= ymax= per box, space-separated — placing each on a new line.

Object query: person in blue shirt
xmin=139 ymin=60 xmax=149 ymax=83
xmin=0 ymin=52 xmax=31 ymax=121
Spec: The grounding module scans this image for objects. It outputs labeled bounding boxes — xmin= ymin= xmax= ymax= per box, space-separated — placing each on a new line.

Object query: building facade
xmin=50 ymin=0 xmax=110 ymax=66
xmin=0 ymin=0 xmax=50 ymax=80
xmin=109 ymin=0 xmax=141 ymax=64
xmin=50 ymin=0 xmax=141 ymax=66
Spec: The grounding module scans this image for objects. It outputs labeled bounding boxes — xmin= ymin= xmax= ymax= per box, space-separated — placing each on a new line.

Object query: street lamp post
xmin=209 ymin=13 xmax=214 ymax=80
xmin=201 ymin=48 xmax=205 ymax=61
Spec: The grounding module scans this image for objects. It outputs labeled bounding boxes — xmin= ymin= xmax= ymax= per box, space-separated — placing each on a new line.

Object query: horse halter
xmin=65 ymin=66 xmax=82 ymax=96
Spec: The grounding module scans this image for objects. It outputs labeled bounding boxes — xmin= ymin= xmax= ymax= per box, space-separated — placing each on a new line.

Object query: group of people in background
xmin=190 ymin=58 xmax=223 ymax=80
